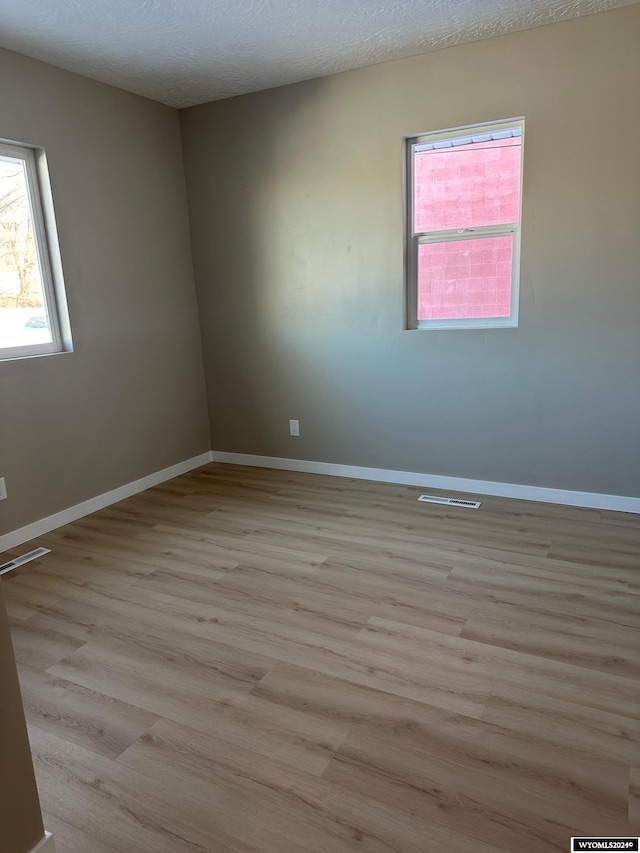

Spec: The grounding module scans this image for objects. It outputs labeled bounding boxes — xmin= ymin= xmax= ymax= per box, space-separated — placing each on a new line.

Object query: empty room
xmin=1 ymin=1 xmax=639 ymax=852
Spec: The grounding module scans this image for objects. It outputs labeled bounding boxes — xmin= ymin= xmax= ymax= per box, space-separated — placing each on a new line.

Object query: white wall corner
xmin=29 ymin=832 xmax=56 ymax=853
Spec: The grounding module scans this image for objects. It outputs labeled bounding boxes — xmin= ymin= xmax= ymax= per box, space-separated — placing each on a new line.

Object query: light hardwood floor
xmin=2 ymin=462 xmax=639 ymax=853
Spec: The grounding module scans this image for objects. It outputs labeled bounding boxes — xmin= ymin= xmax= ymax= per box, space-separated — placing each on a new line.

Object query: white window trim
xmin=0 ymin=140 xmax=72 ymax=361
xmin=404 ymin=117 xmax=524 ymax=331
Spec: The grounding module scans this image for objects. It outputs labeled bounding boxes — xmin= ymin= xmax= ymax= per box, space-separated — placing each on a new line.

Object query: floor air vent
xmin=0 ymin=547 xmax=51 ymax=576
xmin=418 ymin=495 xmax=481 ymax=509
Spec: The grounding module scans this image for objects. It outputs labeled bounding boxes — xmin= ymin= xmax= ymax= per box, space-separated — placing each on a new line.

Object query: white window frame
xmin=0 ymin=139 xmax=72 ymax=360
xmin=404 ymin=118 xmax=524 ymax=331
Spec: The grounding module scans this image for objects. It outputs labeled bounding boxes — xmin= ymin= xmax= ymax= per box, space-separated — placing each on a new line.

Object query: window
xmin=0 ymin=140 xmax=71 ymax=360
xmin=404 ymin=118 xmax=524 ymax=330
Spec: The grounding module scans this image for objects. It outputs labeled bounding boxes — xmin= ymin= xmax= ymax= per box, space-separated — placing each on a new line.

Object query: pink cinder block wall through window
xmin=414 ymin=138 xmax=521 ymax=321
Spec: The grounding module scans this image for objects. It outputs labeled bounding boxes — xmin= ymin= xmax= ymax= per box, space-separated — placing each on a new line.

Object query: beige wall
xmin=182 ymin=6 xmax=640 ymax=497
xmin=0 ymin=49 xmax=210 ymax=536
xmin=0 ymin=583 xmax=45 ymax=853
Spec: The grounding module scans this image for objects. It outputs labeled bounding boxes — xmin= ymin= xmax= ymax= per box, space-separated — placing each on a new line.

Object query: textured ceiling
xmin=0 ymin=0 xmax=633 ymax=108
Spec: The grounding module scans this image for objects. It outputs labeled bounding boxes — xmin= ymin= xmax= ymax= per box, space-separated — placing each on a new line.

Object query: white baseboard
xmin=2 ymin=448 xmax=637 ymax=553
xmin=29 ymin=832 xmax=56 ymax=853
xmin=210 ymin=451 xmax=640 ymax=514
xmin=0 ymin=452 xmax=212 ymax=553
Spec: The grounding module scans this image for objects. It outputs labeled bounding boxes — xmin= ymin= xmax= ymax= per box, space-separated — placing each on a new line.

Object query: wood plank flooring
xmin=2 ymin=462 xmax=639 ymax=853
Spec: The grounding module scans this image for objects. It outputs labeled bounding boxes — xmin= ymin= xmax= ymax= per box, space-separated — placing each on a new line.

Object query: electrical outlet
xmin=0 ymin=478 xmax=6 ymax=501
xmin=289 ymin=419 xmax=300 ymax=437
